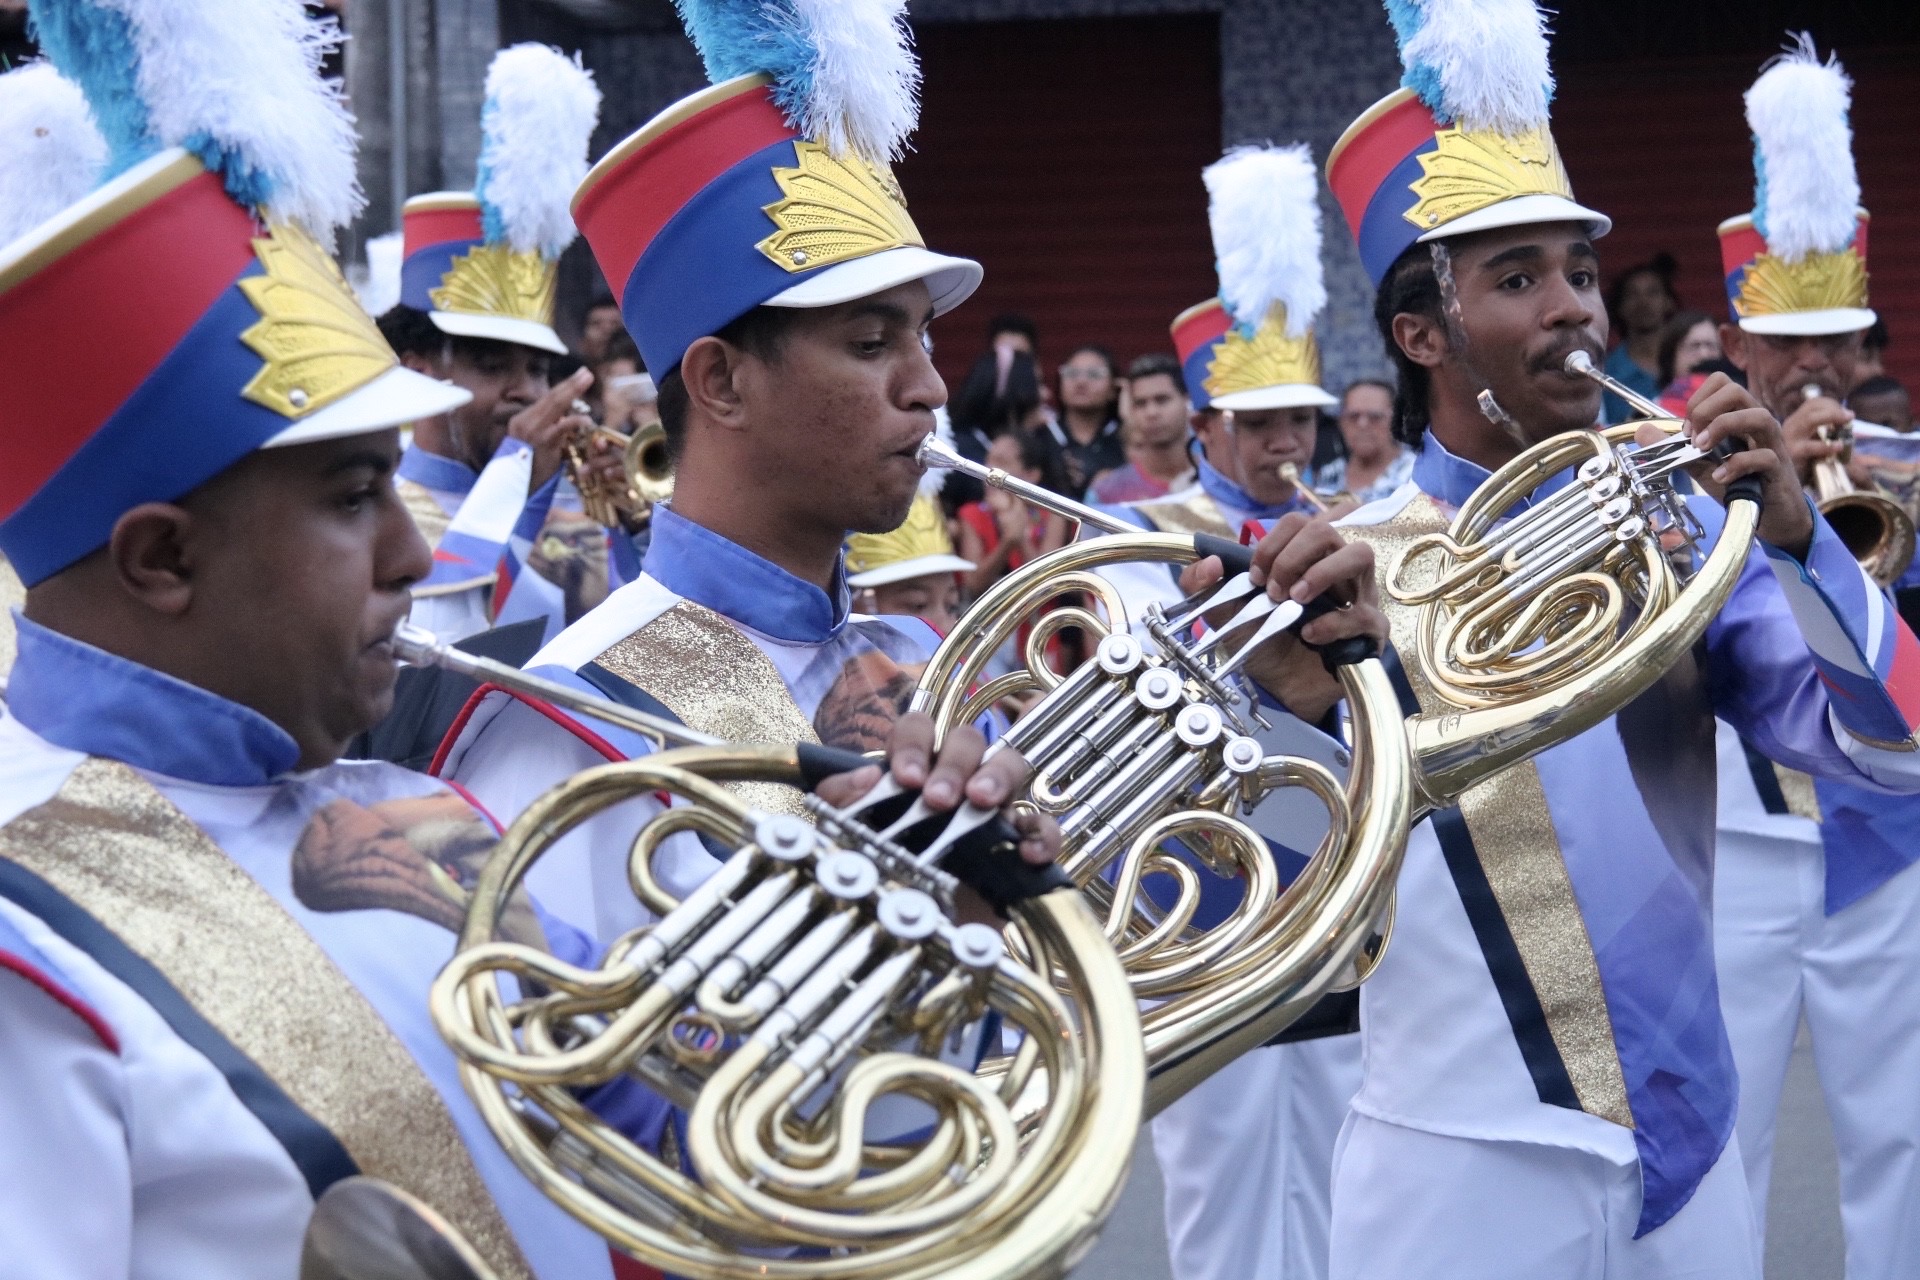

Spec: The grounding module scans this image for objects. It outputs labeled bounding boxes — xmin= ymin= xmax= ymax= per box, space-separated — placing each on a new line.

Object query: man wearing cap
xmin=379 ymin=45 xmax=630 ymax=645
xmin=1704 ymin=44 xmax=1920 ymax=1279
xmin=0 ymin=18 xmax=651 ymax=1276
xmin=1253 ymin=4 xmax=1920 ymax=1276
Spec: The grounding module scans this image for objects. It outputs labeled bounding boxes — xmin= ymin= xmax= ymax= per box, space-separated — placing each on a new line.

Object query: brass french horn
xmin=394 ymin=627 xmax=1144 ymax=1280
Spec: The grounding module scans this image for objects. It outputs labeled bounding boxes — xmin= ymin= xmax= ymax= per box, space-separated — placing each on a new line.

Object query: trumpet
xmin=1801 ymin=382 xmax=1915 ymax=586
xmin=1278 ymin=462 xmax=1354 ymax=514
xmin=566 ymin=409 xmax=675 ymax=528
xmin=391 ymin=626 xmax=1145 ymax=1280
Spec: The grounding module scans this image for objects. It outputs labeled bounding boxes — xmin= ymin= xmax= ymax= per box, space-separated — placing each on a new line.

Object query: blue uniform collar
xmin=8 ymin=614 xmax=301 ymax=785
xmin=641 ymin=505 xmax=850 ymax=643
xmin=397 ymin=442 xmax=478 ymax=495
xmin=1410 ymin=428 xmax=1577 ymax=512
xmin=1194 ymin=444 xmax=1314 ymax=521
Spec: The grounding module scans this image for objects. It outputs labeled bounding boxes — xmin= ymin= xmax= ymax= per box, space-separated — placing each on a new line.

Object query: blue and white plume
xmin=0 ymin=62 xmax=109 ymax=245
xmin=476 ymin=44 xmax=601 ymax=259
xmin=1204 ymin=144 xmax=1327 ymax=338
xmin=1747 ymin=34 xmax=1860 ymax=263
xmin=28 ymin=0 xmax=362 ymax=238
xmin=355 ymin=230 xmax=405 ymax=319
xmin=674 ymin=0 xmax=920 ymax=162
xmin=1384 ymin=0 xmax=1554 ymax=134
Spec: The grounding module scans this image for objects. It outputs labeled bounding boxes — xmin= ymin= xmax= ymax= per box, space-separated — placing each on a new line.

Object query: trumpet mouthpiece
xmin=1563 ymin=350 xmax=1596 ymax=376
xmin=916 ymin=432 xmax=964 ymax=468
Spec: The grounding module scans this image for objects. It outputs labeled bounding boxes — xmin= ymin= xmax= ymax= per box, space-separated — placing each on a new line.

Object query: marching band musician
xmin=0 ymin=16 xmax=1045 ymax=1280
xmin=376 ymin=45 xmax=624 ymax=645
xmin=1706 ymin=43 xmax=1920 ymax=1280
xmin=1114 ymin=143 xmax=1363 ymax=1280
xmin=1223 ymin=3 xmax=1920 ymax=1276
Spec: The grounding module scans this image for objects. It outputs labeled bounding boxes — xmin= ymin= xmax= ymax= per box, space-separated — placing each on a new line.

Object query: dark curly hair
xmin=1373 ymin=246 xmax=1446 ymax=449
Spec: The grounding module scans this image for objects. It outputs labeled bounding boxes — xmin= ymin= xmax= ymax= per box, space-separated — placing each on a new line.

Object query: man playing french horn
xmin=1215 ymin=7 xmax=1920 ymax=1279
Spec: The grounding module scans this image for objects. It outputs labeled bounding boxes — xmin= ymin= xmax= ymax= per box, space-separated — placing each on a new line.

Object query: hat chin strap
xmin=1430 ymin=241 xmax=1531 ymax=451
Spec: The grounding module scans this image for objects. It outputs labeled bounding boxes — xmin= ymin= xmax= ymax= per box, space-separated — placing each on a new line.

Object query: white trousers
xmin=1150 ymin=1035 xmax=1361 ymax=1280
xmin=1713 ymin=827 xmax=1920 ymax=1280
xmin=1328 ymin=1113 xmax=1761 ymax=1280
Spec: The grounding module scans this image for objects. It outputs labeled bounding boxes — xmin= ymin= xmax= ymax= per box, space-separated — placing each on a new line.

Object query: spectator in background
xmin=955 ymin=429 xmax=1073 ymax=599
xmin=1602 ymin=254 xmax=1680 ymax=422
xmin=1314 ymin=379 xmax=1414 ymax=504
xmin=1858 ymin=318 xmax=1890 ymax=383
xmin=1092 ymin=354 xmax=1196 ymax=504
xmin=1852 ymin=375 xmax=1912 ymax=434
xmin=1042 ymin=344 xmax=1126 ymax=497
xmin=588 ymin=332 xmax=649 ymax=430
xmin=951 ymin=314 xmax=1040 ymax=442
xmin=1651 ymin=309 xmax=1723 ymax=413
xmin=579 ymin=292 xmax=626 ymax=363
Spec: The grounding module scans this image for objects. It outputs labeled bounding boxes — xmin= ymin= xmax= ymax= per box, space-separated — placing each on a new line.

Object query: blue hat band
xmin=400 ymin=238 xmax=485 ymax=313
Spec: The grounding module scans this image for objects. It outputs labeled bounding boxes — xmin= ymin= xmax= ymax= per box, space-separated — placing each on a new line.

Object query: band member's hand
xmin=814 ymin=713 xmax=1061 ymax=924
xmin=1177 ymin=514 xmax=1387 ymax=725
xmin=582 ymin=433 xmax=643 ymax=527
xmin=1679 ymin=372 xmax=1816 ymax=560
xmin=509 ymin=367 xmax=595 ymax=489
xmin=1780 ymin=387 xmax=1853 ymax=482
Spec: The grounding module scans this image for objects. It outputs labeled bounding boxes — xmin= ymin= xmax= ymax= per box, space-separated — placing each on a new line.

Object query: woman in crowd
xmin=1654 ymin=309 xmax=1725 ymax=414
xmin=1041 ymin=343 xmax=1126 ymax=497
xmin=1312 ymin=379 xmax=1415 ymax=505
xmin=955 ymin=429 xmax=1074 ymax=599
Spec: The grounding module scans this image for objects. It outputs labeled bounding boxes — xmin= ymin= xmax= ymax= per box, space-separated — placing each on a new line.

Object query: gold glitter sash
xmin=1350 ymin=495 xmax=1634 ymax=1128
xmin=1132 ymin=489 xmax=1233 ymax=538
xmin=0 ymin=759 xmax=532 ymax=1278
xmin=592 ymin=600 xmax=820 ymax=817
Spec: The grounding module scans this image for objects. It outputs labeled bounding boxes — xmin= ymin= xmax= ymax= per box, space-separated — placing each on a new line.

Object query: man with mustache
xmin=1233 ymin=5 xmax=1920 ymax=1277
xmin=1705 ymin=45 xmax=1920 ymax=1280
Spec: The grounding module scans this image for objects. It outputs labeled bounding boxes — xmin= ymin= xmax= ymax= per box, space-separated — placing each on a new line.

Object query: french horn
xmin=914 ymin=371 xmax=1763 ymax=1102
xmin=394 ymin=627 xmax=1144 ymax=1280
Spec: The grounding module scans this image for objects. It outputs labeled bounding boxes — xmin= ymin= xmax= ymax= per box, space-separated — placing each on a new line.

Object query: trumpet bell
xmin=624 ymin=418 xmax=674 ymax=514
xmin=1813 ymin=466 xmax=1916 ymax=587
xmin=432 ymin=746 xmax=1144 ymax=1280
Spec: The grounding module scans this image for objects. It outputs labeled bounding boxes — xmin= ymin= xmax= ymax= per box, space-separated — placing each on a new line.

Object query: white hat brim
xmin=429 ymin=309 xmax=569 ymax=356
xmin=1417 ymin=193 xmax=1612 ymax=244
xmin=848 ymin=553 xmax=976 ymax=588
xmin=1738 ymin=307 xmax=1877 ymax=337
xmin=1215 ymin=384 xmax=1339 ymax=412
xmin=767 ymin=245 xmax=983 ymax=318
xmin=263 ymin=365 xmax=472 ymax=449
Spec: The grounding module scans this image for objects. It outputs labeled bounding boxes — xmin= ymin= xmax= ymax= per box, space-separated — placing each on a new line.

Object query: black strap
xmin=1380 ymin=647 xmax=1582 ymax=1112
xmin=0 ymin=859 xmax=360 ymax=1197
xmin=1740 ymin=739 xmax=1791 ymax=816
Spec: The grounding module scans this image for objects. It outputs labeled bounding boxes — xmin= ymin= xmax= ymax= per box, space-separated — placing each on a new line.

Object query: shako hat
xmin=1326 ymin=0 xmax=1609 ymax=287
xmin=571 ymin=0 xmax=982 ymax=382
xmin=1171 ymin=144 xmax=1338 ymax=414
xmin=0 ymin=0 xmax=469 ymax=587
xmin=399 ymin=44 xmax=602 ymax=356
xmin=1718 ymin=36 xmax=1874 ymax=337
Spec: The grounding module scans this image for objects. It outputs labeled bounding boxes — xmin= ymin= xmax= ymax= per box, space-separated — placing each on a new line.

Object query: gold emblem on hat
xmin=845 ymin=495 xmax=957 ymax=577
xmin=1735 ymin=247 xmax=1869 ymax=319
xmin=431 ymin=243 xmax=559 ymax=326
xmin=1404 ymin=123 xmax=1574 ymax=232
xmin=239 ymin=223 xmax=398 ymax=419
xmin=757 ymin=140 xmax=924 ymax=274
xmin=1205 ymin=305 xmax=1322 ymax=401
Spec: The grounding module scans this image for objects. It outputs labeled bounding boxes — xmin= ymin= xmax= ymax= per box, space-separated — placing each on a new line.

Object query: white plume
xmin=355 ymin=231 xmax=405 ymax=318
xmin=1746 ymin=35 xmax=1860 ymax=262
xmin=1393 ymin=0 xmax=1554 ymax=134
xmin=476 ymin=44 xmax=602 ymax=258
xmin=0 ymin=63 xmax=108 ymax=245
xmin=791 ymin=0 xmax=919 ymax=162
xmin=1204 ymin=144 xmax=1327 ymax=337
xmin=105 ymin=0 xmax=361 ymax=236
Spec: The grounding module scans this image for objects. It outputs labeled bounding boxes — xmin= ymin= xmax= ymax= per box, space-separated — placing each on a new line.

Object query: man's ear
xmin=106 ymin=503 xmax=198 ymax=616
xmin=1392 ymin=312 xmax=1449 ymax=371
xmin=680 ymin=337 xmax=751 ymax=433
xmin=1718 ymin=323 xmax=1750 ymax=373
xmin=398 ymin=350 xmax=440 ymax=378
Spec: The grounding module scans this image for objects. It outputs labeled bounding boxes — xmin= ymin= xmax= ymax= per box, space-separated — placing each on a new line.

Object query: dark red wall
xmin=900 ymin=14 xmax=1223 ymax=389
